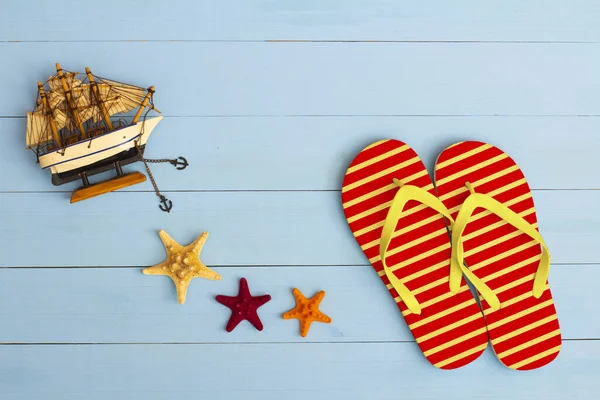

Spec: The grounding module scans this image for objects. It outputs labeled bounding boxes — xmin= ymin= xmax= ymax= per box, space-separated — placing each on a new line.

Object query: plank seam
xmin=0 ymin=262 xmax=594 ymax=269
xmin=0 ymin=338 xmax=595 ymax=346
xmin=3 ymin=40 xmax=600 ymax=44
xmin=4 ymin=114 xmax=600 ymax=119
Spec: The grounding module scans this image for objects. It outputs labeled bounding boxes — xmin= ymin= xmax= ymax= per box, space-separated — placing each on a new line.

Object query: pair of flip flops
xmin=342 ymin=140 xmax=561 ymax=370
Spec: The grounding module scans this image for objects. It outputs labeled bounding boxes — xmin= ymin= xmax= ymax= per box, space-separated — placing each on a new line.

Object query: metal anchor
xmin=158 ymin=195 xmax=173 ymax=213
xmin=170 ymin=156 xmax=189 ymax=170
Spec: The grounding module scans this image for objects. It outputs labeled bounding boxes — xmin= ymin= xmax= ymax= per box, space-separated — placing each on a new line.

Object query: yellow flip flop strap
xmin=450 ymin=182 xmax=551 ymax=310
xmin=380 ymin=179 xmax=456 ymax=315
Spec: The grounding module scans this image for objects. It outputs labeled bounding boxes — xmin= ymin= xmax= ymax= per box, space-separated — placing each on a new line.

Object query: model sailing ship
xmin=26 ymin=63 xmax=187 ymax=211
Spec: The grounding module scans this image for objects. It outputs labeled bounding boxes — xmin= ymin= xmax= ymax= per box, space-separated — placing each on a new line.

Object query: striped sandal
xmin=342 ymin=139 xmax=489 ymax=369
xmin=434 ymin=141 xmax=561 ymax=370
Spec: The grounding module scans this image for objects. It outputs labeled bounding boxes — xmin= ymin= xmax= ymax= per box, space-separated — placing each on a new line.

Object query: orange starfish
xmin=282 ymin=288 xmax=331 ymax=337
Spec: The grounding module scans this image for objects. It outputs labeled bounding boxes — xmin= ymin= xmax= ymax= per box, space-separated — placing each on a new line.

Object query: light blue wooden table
xmin=1 ymin=1 xmax=599 ymax=399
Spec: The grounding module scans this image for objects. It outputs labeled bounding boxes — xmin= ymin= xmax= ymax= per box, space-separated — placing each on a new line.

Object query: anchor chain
xmin=134 ymin=91 xmax=188 ymax=213
xmin=135 ymin=142 xmax=188 ymax=213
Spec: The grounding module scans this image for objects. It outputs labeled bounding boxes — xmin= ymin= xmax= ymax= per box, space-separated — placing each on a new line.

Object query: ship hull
xmin=51 ymin=144 xmax=146 ymax=186
xmin=38 ymin=116 xmax=163 ymax=186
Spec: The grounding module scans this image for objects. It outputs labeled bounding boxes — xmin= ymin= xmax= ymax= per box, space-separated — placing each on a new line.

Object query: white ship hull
xmin=38 ymin=116 xmax=163 ymax=174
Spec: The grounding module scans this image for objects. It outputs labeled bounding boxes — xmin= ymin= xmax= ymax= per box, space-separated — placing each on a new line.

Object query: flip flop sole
xmin=434 ymin=141 xmax=561 ymax=370
xmin=342 ymin=139 xmax=488 ymax=369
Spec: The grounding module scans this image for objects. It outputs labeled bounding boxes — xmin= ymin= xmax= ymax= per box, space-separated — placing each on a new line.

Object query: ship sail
xmin=93 ymin=80 xmax=148 ymax=120
xmin=46 ymin=80 xmax=147 ymax=125
xmin=47 ymin=85 xmax=93 ymax=130
xmin=47 ymin=72 xmax=81 ymax=92
xmin=26 ymin=64 xmax=158 ymax=154
xmin=26 ymin=111 xmax=53 ymax=148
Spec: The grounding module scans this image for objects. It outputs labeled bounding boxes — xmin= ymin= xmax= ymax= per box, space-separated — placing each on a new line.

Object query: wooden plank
xmin=2 ymin=0 xmax=600 ymax=42
xmin=2 ymin=42 xmax=600 ymax=117
xmin=0 ymin=265 xmax=593 ymax=343
xmin=3 ymin=117 xmax=600 ymax=192
xmin=0 ymin=190 xmax=597 ymax=267
xmin=0 ymin=341 xmax=597 ymax=399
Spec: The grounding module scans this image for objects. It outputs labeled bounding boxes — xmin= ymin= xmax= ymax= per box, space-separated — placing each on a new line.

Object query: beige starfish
xmin=143 ymin=230 xmax=221 ymax=304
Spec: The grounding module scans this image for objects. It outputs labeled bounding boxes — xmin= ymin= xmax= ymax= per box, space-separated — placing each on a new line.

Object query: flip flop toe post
xmin=342 ymin=139 xmax=488 ymax=369
xmin=434 ymin=141 xmax=561 ymax=370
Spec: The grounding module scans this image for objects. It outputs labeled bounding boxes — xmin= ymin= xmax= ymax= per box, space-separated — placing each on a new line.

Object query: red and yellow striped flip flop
xmin=434 ymin=141 xmax=561 ymax=370
xmin=342 ymin=139 xmax=488 ymax=369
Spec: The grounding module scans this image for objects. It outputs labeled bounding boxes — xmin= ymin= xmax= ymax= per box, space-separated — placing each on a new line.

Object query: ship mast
xmin=131 ymin=86 xmax=156 ymax=125
xmin=85 ymin=67 xmax=113 ymax=131
xmin=55 ymin=63 xmax=87 ymax=139
xmin=37 ymin=82 xmax=62 ymax=147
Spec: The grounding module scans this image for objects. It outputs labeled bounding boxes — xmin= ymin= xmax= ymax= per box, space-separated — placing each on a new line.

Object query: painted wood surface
xmin=1 ymin=1 xmax=599 ymax=399
xmin=0 ymin=265 xmax=594 ymax=343
xmin=2 ymin=0 xmax=600 ymax=42
xmin=2 ymin=43 xmax=600 ymax=117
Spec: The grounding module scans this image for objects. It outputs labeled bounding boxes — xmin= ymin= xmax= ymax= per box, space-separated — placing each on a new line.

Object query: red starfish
xmin=215 ymin=277 xmax=271 ymax=332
